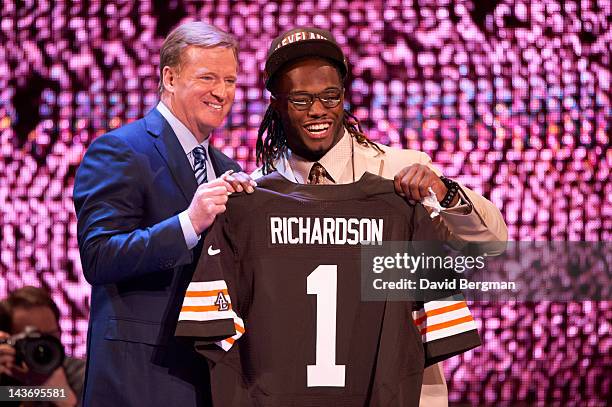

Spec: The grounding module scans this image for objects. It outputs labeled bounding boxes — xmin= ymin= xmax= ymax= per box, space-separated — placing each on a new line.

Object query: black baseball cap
xmin=265 ymin=27 xmax=348 ymax=90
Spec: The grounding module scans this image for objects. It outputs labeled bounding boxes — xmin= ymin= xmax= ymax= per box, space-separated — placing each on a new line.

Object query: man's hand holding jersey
xmin=187 ymin=171 xmax=257 ymax=235
xmin=394 ymin=164 xmax=459 ymax=207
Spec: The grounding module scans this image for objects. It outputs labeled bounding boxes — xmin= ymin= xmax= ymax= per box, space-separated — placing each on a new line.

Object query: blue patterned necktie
xmin=192 ymin=145 xmax=208 ymax=185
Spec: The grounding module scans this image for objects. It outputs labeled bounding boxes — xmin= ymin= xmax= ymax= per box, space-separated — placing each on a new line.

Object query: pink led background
xmin=0 ymin=0 xmax=609 ymax=404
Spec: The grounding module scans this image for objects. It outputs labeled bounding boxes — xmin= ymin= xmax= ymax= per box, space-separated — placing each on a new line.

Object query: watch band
xmin=439 ymin=176 xmax=460 ymax=208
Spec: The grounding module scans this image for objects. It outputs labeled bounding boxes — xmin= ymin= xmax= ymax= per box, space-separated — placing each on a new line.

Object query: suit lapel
xmin=145 ymin=109 xmax=198 ymax=204
xmin=209 ymin=145 xmax=242 ymax=175
xmin=352 ymin=139 xmax=386 ymax=178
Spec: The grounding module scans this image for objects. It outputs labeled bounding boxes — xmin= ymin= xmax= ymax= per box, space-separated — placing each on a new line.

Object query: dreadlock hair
xmin=255 ymin=106 xmax=384 ymax=175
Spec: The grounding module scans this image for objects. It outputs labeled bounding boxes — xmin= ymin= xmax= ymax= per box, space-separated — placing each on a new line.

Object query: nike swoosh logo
xmin=208 ymin=245 xmax=221 ymax=256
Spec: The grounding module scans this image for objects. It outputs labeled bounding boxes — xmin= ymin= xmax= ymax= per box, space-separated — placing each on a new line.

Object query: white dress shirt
xmin=156 ymin=101 xmax=216 ymax=249
xmin=287 ymin=129 xmax=354 ymax=184
xmin=286 ymin=130 xmax=464 ymax=209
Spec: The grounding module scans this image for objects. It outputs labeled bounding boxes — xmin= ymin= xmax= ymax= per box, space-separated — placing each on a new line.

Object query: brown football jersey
xmin=175 ymin=172 xmax=480 ymax=406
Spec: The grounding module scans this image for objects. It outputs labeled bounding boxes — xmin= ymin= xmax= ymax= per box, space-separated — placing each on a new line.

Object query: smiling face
xmin=161 ymin=46 xmax=237 ymax=142
xmin=272 ymin=58 xmax=345 ymax=161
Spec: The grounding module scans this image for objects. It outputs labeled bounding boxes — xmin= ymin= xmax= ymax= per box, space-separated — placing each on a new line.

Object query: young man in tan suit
xmin=254 ymin=27 xmax=508 ymax=406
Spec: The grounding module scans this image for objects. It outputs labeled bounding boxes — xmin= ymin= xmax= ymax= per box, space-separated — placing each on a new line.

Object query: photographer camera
xmin=0 ymin=327 xmax=65 ymax=377
xmin=0 ymin=287 xmax=84 ymax=407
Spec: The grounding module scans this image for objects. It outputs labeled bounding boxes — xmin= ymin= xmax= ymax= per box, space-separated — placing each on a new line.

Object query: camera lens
xmin=32 ymin=343 xmax=54 ymax=365
xmin=19 ymin=335 xmax=64 ymax=376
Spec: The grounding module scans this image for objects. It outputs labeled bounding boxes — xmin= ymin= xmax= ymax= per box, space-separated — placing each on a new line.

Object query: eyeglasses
xmin=273 ymin=88 xmax=344 ymax=110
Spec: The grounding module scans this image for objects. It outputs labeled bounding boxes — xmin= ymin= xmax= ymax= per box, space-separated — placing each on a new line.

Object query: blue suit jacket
xmin=73 ymin=109 xmax=241 ymax=406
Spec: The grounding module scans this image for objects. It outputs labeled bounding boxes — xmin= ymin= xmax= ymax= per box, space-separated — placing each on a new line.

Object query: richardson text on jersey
xmin=269 ymin=216 xmax=383 ymax=245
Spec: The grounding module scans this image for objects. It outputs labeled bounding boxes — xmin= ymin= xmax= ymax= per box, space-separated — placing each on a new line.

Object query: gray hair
xmin=158 ymin=21 xmax=238 ymax=94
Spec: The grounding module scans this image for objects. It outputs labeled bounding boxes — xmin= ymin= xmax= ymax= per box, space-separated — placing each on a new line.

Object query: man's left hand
xmin=394 ymin=164 xmax=458 ymax=206
xmin=220 ymin=171 xmax=257 ymax=194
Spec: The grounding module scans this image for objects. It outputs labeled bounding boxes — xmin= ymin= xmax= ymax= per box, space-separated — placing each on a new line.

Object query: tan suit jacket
xmin=354 ymin=141 xmax=507 ymax=247
xmin=254 ymin=136 xmax=508 ymax=251
xmin=252 ymin=134 xmax=508 ymax=406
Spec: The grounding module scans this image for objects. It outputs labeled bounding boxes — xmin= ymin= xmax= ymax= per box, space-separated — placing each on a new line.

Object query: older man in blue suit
xmin=73 ymin=22 xmax=255 ymax=406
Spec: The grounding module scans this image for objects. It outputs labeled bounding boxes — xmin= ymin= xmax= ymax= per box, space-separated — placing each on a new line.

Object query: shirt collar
xmin=156 ymin=101 xmax=209 ymax=154
xmin=287 ymin=129 xmax=352 ymax=183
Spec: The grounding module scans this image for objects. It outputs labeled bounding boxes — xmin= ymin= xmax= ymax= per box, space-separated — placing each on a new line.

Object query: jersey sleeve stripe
xmin=179 ymin=278 xmax=246 ymax=352
xmin=413 ymin=301 xmax=468 ymax=325
xmin=422 ymin=320 xmax=478 ymax=343
xmin=420 ymin=314 xmax=474 ymax=334
xmin=180 ymin=280 xmax=235 ymax=318
xmin=182 ymin=296 xmax=225 ymax=307
xmin=216 ymin=340 xmax=233 ymax=351
xmin=185 ymin=289 xmax=229 ymax=297
xmin=179 ymin=310 xmax=238 ymax=322
xmin=414 ymin=307 xmax=472 ymax=329
xmin=214 ymin=317 xmax=245 ymax=351
xmin=422 ymin=301 xmax=467 ymax=317
xmin=185 ymin=281 xmax=228 ymax=292
xmin=181 ymin=304 xmax=232 ymax=312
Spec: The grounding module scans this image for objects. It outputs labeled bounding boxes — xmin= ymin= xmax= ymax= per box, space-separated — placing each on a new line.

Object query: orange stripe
xmin=234 ymin=323 xmax=245 ymax=334
xmin=420 ymin=315 xmax=474 ymax=334
xmin=181 ymin=305 xmax=232 ymax=312
xmin=413 ymin=301 xmax=467 ymax=325
xmin=225 ymin=337 xmax=235 ymax=345
xmin=185 ymin=289 xmax=229 ymax=297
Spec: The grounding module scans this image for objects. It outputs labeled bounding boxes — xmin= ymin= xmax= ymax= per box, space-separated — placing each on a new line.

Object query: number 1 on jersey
xmin=307 ymin=265 xmax=346 ymax=387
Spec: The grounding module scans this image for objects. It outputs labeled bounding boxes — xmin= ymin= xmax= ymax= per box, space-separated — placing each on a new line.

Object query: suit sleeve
xmin=415 ymin=151 xmax=508 ymax=255
xmin=413 ymin=293 xmax=481 ymax=367
xmin=175 ymin=214 xmax=245 ymax=354
xmin=73 ymin=133 xmax=192 ymax=285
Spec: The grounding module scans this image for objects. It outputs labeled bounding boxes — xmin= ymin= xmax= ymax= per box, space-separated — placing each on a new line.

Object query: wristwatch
xmin=439 ymin=176 xmax=460 ymax=208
